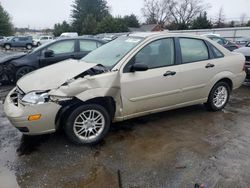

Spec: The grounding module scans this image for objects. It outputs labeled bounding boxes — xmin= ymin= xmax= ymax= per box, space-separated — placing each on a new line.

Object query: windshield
xmin=81 ymin=36 xmax=143 ymax=68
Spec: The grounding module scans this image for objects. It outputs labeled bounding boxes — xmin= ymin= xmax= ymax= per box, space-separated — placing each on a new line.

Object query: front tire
xmin=206 ymin=81 xmax=230 ymax=111
xmin=16 ymin=66 xmax=34 ymax=81
xmin=64 ymin=104 xmax=111 ymax=145
xmin=4 ymin=44 xmax=11 ymax=50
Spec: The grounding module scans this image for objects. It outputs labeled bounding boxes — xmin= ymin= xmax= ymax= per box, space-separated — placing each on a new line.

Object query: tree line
xmin=0 ymin=3 xmax=13 ymax=36
xmin=54 ymin=0 xmax=250 ymax=36
xmin=53 ymin=0 xmax=140 ymax=36
xmin=1 ymin=0 xmax=250 ymax=37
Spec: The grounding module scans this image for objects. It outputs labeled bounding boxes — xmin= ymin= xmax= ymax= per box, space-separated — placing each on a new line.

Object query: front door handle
xmin=163 ymin=71 xmax=176 ymax=77
xmin=205 ymin=63 xmax=215 ymax=68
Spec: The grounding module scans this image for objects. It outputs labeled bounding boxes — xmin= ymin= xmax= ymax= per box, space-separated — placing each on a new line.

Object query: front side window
xmin=132 ymin=38 xmax=175 ymax=69
xmin=47 ymin=40 xmax=75 ymax=55
xmin=80 ymin=40 xmax=98 ymax=51
xmin=180 ymin=38 xmax=209 ymax=64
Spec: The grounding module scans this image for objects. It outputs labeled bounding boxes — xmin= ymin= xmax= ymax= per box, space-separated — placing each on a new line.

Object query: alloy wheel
xmin=213 ymin=86 xmax=228 ymax=108
xmin=73 ymin=110 xmax=105 ymax=141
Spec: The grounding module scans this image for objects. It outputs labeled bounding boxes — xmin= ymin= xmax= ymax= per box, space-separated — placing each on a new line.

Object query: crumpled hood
xmin=0 ymin=52 xmax=26 ymax=64
xmin=17 ymin=59 xmax=97 ymax=93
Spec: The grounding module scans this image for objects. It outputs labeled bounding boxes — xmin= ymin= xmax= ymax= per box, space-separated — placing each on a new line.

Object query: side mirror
xmin=44 ymin=50 xmax=54 ymax=58
xmin=130 ymin=63 xmax=149 ymax=72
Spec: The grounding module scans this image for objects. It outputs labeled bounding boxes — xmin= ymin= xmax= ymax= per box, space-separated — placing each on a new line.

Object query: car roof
xmin=56 ymin=37 xmax=106 ymax=44
xmin=128 ymin=31 xmax=209 ymax=41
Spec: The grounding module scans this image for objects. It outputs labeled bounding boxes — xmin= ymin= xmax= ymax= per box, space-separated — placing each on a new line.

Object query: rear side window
xmin=80 ymin=40 xmax=98 ymax=52
xmin=211 ymin=45 xmax=224 ymax=58
xmin=180 ymin=38 xmax=209 ymax=63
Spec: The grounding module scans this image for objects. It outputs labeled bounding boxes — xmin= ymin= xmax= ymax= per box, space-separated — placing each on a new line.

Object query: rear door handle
xmin=163 ymin=71 xmax=176 ymax=77
xmin=205 ymin=63 xmax=215 ymax=68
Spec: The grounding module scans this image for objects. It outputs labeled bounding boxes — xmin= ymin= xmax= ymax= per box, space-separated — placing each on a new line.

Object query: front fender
xmin=76 ymin=87 xmax=120 ymax=102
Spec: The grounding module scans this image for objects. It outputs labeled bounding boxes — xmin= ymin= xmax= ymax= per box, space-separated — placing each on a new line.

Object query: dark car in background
xmin=203 ymin=35 xmax=239 ymax=51
xmin=234 ymin=42 xmax=250 ymax=82
xmin=0 ymin=37 xmax=106 ymax=84
xmin=0 ymin=36 xmax=33 ymax=50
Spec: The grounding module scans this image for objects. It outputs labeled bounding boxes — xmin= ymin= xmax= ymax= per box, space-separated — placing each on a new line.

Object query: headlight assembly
xmin=21 ymin=91 xmax=49 ymax=104
xmin=49 ymin=95 xmax=73 ymax=103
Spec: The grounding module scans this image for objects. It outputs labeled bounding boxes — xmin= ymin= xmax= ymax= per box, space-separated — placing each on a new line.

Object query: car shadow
xmin=16 ymin=104 xmax=207 ymax=156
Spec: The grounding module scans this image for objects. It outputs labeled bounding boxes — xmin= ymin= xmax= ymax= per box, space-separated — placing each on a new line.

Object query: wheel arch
xmin=215 ymin=78 xmax=233 ymax=91
xmin=15 ymin=65 xmax=36 ymax=81
xmin=4 ymin=43 xmax=11 ymax=48
xmin=55 ymin=96 xmax=116 ymax=130
xmin=207 ymin=71 xmax=235 ymax=94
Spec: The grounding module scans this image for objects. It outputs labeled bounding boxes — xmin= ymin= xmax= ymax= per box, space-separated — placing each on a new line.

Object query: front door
xmin=39 ymin=40 xmax=76 ymax=67
xmin=120 ymin=38 xmax=182 ymax=116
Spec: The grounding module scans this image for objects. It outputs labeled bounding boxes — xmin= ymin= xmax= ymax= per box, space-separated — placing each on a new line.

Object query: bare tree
xmin=215 ymin=6 xmax=225 ymax=28
xmin=142 ymin=0 xmax=208 ymax=28
xmin=142 ymin=0 xmax=174 ymax=25
xmin=169 ymin=0 xmax=207 ymax=25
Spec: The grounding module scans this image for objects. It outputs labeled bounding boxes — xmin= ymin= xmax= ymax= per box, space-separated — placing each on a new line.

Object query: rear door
xmin=18 ymin=37 xmax=28 ymax=47
xmin=39 ymin=39 xmax=77 ymax=67
xmin=177 ymin=37 xmax=218 ymax=103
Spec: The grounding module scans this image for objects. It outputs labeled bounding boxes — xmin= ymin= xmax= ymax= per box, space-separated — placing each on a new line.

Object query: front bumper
xmin=4 ymin=88 xmax=61 ymax=135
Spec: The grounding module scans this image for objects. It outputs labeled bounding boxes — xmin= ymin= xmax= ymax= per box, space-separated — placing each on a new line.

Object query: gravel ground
xmin=0 ymin=84 xmax=250 ymax=188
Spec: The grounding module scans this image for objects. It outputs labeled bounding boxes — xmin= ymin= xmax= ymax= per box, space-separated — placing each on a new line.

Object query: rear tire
xmin=205 ymin=81 xmax=230 ymax=111
xmin=16 ymin=66 xmax=34 ymax=81
xmin=64 ymin=104 xmax=111 ymax=145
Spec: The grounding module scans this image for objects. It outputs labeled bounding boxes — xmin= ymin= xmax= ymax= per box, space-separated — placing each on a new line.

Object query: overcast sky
xmin=1 ymin=0 xmax=250 ymax=29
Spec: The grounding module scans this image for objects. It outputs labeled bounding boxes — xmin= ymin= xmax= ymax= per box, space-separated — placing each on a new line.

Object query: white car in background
xmin=60 ymin=32 xmax=78 ymax=38
xmin=33 ymin=36 xmax=54 ymax=46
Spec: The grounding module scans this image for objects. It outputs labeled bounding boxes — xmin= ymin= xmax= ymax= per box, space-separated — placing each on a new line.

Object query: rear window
xmin=211 ymin=45 xmax=224 ymax=58
xmin=180 ymin=38 xmax=209 ymax=63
